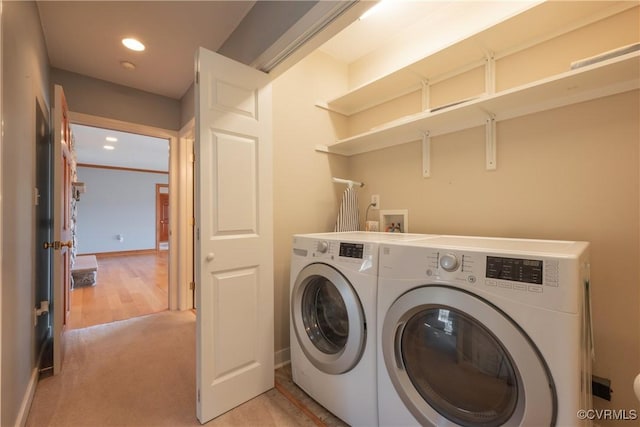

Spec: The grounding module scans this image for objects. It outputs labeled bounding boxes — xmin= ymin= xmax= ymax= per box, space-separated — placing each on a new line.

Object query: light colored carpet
xmin=26 ymin=311 xmax=318 ymax=427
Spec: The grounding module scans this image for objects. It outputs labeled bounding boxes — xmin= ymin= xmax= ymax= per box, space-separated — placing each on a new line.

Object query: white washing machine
xmin=377 ymin=236 xmax=593 ymax=427
xmin=290 ymin=232 xmax=430 ymax=426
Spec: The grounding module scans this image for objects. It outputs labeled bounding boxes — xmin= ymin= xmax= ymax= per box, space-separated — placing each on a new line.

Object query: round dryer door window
xmin=382 ymin=286 xmax=556 ymax=427
xmin=291 ymin=263 xmax=366 ymax=375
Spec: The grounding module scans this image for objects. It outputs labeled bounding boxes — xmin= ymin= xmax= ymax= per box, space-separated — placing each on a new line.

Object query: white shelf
xmin=323 ymin=1 xmax=635 ymax=117
xmin=319 ymin=52 xmax=639 ymax=156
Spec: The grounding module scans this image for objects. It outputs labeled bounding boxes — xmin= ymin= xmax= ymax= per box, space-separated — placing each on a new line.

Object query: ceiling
xmin=72 ymin=124 xmax=169 ymax=172
xmin=41 ymin=0 xmax=537 ymax=170
xmin=37 ymin=1 xmax=360 ymax=100
xmin=38 ymin=1 xmax=256 ymax=100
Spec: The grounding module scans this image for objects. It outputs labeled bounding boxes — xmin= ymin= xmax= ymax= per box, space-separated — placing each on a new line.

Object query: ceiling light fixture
xmin=103 ymin=145 xmax=115 ymax=150
xmin=120 ymin=60 xmax=136 ymax=70
xmin=122 ymin=38 xmax=145 ymax=52
xmin=105 ymin=136 xmax=118 ymax=142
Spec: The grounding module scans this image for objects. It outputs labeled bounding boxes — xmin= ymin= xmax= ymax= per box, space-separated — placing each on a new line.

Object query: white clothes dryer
xmin=290 ymin=232 xmax=430 ymax=426
xmin=377 ymin=236 xmax=593 ymax=427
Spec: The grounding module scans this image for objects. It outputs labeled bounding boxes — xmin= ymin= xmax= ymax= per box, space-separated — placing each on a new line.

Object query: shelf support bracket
xmin=421 ymin=131 xmax=431 ymax=178
xmin=421 ymin=79 xmax=430 ymax=112
xmin=485 ymin=51 xmax=496 ymax=95
xmin=485 ymin=114 xmax=497 ymax=171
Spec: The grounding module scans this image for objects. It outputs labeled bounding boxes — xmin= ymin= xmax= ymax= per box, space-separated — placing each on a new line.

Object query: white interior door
xmin=195 ymin=47 xmax=274 ymax=423
xmin=52 ymin=84 xmax=73 ymax=375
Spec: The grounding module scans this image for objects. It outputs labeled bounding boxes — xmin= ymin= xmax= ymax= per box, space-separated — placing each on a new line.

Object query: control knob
xmin=317 ymin=241 xmax=329 ymax=254
xmin=440 ymin=253 xmax=459 ymax=272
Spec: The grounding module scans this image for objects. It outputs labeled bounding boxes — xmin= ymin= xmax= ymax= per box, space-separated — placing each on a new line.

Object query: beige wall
xmin=324 ymin=3 xmax=640 ymax=422
xmin=349 ymin=92 xmax=640 ymax=417
xmin=272 ymin=50 xmax=349 ymax=354
xmin=1 ymin=1 xmax=50 ymax=425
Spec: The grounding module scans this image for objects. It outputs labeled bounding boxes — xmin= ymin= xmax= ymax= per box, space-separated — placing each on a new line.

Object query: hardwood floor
xmin=68 ymin=251 xmax=168 ymax=330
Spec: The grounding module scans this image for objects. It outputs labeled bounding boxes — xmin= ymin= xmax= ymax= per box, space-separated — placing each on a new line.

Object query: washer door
xmin=291 ymin=263 xmax=366 ymax=375
xmin=382 ymin=286 xmax=556 ymax=427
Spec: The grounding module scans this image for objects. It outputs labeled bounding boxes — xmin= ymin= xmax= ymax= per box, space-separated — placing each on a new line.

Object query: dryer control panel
xmin=297 ymin=239 xmax=377 ymax=273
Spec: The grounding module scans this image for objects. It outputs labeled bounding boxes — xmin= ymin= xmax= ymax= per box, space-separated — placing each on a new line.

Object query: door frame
xmin=155 ymin=183 xmax=169 ymax=251
xmin=178 ymin=119 xmax=195 ymax=309
xmin=0 ymin=3 xmax=4 ymax=421
xmin=69 ymin=112 xmax=191 ymax=310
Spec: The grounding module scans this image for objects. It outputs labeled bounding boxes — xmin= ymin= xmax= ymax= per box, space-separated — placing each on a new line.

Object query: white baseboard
xmin=14 ymin=367 xmax=38 ymax=427
xmin=274 ymin=347 xmax=290 ymax=369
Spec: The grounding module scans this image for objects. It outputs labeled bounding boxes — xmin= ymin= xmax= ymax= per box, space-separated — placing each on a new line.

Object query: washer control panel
xmin=439 ymin=253 xmax=459 ymax=272
xmin=421 ymin=249 xmax=556 ymax=294
xmin=378 ymin=240 xmax=586 ymax=312
xmin=425 ymin=250 xmax=479 ymax=285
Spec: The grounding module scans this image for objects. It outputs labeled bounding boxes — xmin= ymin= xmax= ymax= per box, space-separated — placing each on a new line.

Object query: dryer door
xmin=292 ymin=263 xmax=366 ymax=374
xmin=382 ymin=286 xmax=555 ymax=427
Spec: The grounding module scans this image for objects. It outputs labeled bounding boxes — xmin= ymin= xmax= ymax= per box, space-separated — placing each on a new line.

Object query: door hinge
xmin=189 ymin=282 xmax=195 ymax=291
xmin=197 ymin=389 xmax=200 ymax=402
xmin=197 ymin=228 xmax=200 ymax=240
xmin=196 ymin=71 xmax=200 ymax=85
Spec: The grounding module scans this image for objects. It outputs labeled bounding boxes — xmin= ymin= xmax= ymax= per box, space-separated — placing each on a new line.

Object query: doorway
xmin=69 ymin=122 xmax=171 ymax=329
xmin=156 ymin=184 xmax=169 ymax=251
xmin=35 ymin=96 xmax=52 ymax=370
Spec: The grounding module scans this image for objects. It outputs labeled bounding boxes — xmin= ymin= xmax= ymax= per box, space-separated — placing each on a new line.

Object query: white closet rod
xmin=332 ymin=177 xmax=364 ymax=188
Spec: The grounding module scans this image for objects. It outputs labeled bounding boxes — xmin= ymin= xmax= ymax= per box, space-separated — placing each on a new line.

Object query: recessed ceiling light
xmin=103 ymin=145 xmax=115 ymax=150
xmin=120 ymin=60 xmax=136 ymax=70
xmin=122 ymin=38 xmax=145 ymax=52
xmin=105 ymin=136 xmax=118 ymax=142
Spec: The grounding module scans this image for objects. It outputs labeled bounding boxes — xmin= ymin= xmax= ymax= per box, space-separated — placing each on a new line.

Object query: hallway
xmin=69 ymin=252 xmax=169 ymax=330
xmin=26 ymin=311 xmax=345 ymax=427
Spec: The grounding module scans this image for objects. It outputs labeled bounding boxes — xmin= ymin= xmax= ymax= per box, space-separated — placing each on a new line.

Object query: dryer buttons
xmin=317 ymin=241 xmax=329 ymax=254
xmin=439 ymin=253 xmax=459 ymax=272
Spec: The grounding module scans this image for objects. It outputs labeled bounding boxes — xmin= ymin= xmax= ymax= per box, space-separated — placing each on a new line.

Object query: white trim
xmin=266 ymin=1 xmax=371 ymax=79
xmin=68 ymin=112 xmax=181 ymax=310
xmin=177 ymin=118 xmax=195 ymax=310
xmin=274 ymin=348 xmax=291 ymax=369
xmin=0 ymin=1 xmax=4 ymax=423
xmin=69 ymin=112 xmax=178 ymax=139
xmin=14 ymin=368 xmax=38 ymax=427
xmin=252 ymin=1 xmax=358 ymax=73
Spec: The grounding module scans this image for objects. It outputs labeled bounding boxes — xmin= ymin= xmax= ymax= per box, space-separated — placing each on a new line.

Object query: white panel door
xmin=52 ymin=84 xmax=73 ymax=375
xmin=195 ymin=47 xmax=274 ymax=424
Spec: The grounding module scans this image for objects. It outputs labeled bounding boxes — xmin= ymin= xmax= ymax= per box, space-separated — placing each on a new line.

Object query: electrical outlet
xmin=371 ymin=194 xmax=380 ymax=209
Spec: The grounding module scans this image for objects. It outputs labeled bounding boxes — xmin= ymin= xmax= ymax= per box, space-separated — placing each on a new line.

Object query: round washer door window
xmin=292 ymin=263 xmax=366 ymax=374
xmin=382 ymin=286 xmax=556 ymax=426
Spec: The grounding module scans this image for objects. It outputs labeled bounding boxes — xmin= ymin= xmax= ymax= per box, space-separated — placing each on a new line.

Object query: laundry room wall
xmin=338 ymin=5 xmax=640 ymax=421
xmin=348 ymin=92 xmax=639 ymax=416
xmin=271 ymin=49 xmax=349 ymax=361
xmin=1 ymin=2 xmax=50 ymax=425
